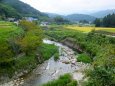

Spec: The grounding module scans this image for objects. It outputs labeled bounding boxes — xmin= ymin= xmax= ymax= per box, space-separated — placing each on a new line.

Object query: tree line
xmin=94 ymin=13 xmax=115 ymax=27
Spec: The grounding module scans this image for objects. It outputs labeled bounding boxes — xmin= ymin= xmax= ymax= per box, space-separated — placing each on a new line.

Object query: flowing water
xmin=1 ymin=39 xmax=89 ymax=86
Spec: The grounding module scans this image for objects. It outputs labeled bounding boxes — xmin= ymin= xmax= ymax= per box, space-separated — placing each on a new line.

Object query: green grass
xmin=40 ymin=73 xmax=78 ymax=86
xmin=0 ymin=22 xmax=24 ymax=39
xmin=40 ymin=43 xmax=59 ymax=63
xmin=77 ymin=54 xmax=92 ymax=63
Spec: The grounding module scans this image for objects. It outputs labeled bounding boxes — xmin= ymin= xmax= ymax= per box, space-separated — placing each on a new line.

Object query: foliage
xmin=77 ymin=54 xmax=92 ymax=63
xmin=0 ymin=38 xmax=14 ymax=65
xmin=86 ymin=67 xmax=114 ymax=86
xmin=20 ymin=20 xmax=44 ymax=56
xmin=0 ymin=56 xmax=37 ymax=78
xmin=40 ymin=73 xmax=78 ymax=86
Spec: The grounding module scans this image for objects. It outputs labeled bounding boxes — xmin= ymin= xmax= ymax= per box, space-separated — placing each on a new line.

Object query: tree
xmin=20 ymin=20 xmax=36 ymax=31
xmin=93 ymin=18 xmax=101 ymax=27
xmin=54 ymin=16 xmax=69 ymax=24
xmin=20 ymin=29 xmax=43 ymax=56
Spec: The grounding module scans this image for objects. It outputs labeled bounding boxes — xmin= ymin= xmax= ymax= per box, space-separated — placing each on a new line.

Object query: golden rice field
xmin=65 ymin=26 xmax=115 ymax=32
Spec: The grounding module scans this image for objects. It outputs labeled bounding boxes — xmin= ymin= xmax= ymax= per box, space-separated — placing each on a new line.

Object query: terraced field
xmin=0 ymin=22 xmax=24 ymax=39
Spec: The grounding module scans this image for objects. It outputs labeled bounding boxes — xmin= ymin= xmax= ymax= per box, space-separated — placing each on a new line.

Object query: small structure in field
xmin=40 ymin=22 xmax=49 ymax=26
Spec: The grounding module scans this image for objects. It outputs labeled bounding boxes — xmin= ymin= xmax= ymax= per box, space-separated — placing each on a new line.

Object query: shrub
xmin=77 ymin=54 xmax=92 ymax=63
xmin=86 ymin=67 xmax=114 ymax=86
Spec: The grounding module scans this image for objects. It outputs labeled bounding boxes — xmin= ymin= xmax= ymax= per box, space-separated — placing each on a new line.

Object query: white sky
xmin=20 ymin=0 xmax=115 ymax=15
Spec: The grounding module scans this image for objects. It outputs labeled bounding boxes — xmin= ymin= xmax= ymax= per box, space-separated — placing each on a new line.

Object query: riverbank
xmin=0 ymin=42 xmax=59 ymax=86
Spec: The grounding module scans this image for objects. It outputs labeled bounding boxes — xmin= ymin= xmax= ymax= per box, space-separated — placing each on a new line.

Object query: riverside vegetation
xmin=40 ymin=74 xmax=78 ymax=86
xmin=0 ymin=21 xmax=59 ymax=81
xmin=45 ymin=26 xmax=115 ymax=86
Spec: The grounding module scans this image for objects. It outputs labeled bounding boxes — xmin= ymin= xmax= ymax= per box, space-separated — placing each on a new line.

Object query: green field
xmin=0 ymin=22 xmax=24 ymax=39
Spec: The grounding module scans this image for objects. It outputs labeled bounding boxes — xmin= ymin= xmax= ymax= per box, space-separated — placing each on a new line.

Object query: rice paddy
xmin=65 ymin=26 xmax=115 ymax=32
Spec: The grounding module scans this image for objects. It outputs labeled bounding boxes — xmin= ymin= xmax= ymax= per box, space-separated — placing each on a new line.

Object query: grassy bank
xmin=40 ymin=73 xmax=78 ymax=86
xmin=39 ymin=43 xmax=59 ymax=63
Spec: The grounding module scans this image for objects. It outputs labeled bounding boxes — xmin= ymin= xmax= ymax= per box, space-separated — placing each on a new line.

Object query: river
xmin=1 ymin=39 xmax=90 ymax=86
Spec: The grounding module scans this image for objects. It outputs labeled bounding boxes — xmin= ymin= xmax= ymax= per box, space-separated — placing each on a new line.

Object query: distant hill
xmin=0 ymin=0 xmax=47 ymax=18
xmin=91 ymin=9 xmax=115 ymax=18
xmin=65 ymin=14 xmax=96 ymax=22
xmin=45 ymin=13 xmax=62 ymax=18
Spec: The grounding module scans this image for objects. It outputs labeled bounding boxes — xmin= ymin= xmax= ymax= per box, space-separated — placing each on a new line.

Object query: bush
xmin=77 ymin=54 xmax=92 ymax=63
xmin=86 ymin=67 xmax=114 ymax=86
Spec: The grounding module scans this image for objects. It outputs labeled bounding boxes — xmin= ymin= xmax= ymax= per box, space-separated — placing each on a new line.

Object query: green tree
xmin=20 ymin=20 xmax=36 ymax=31
xmin=0 ymin=39 xmax=14 ymax=66
xmin=93 ymin=18 xmax=101 ymax=27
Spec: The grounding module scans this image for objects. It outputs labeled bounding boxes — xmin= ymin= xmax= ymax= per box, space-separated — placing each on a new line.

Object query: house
xmin=7 ymin=18 xmax=15 ymax=22
xmin=24 ymin=17 xmax=39 ymax=21
xmin=40 ymin=22 xmax=49 ymax=26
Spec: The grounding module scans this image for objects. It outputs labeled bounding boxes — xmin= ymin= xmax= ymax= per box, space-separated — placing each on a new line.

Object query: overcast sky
xmin=20 ymin=0 xmax=115 ymax=15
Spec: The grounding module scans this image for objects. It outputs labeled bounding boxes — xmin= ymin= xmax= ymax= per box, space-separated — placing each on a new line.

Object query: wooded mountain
xmin=45 ymin=12 xmax=62 ymax=18
xmin=0 ymin=0 xmax=47 ymax=18
xmin=46 ymin=13 xmax=96 ymax=22
xmin=91 ymin=9 xmax=115 ymax=18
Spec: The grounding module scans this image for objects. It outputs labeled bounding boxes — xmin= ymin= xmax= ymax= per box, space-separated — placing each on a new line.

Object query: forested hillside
xmin=94 ymin=14 xmax=115 ymax=27
xmin=0 ymin=0 xmax=47 ymax=18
